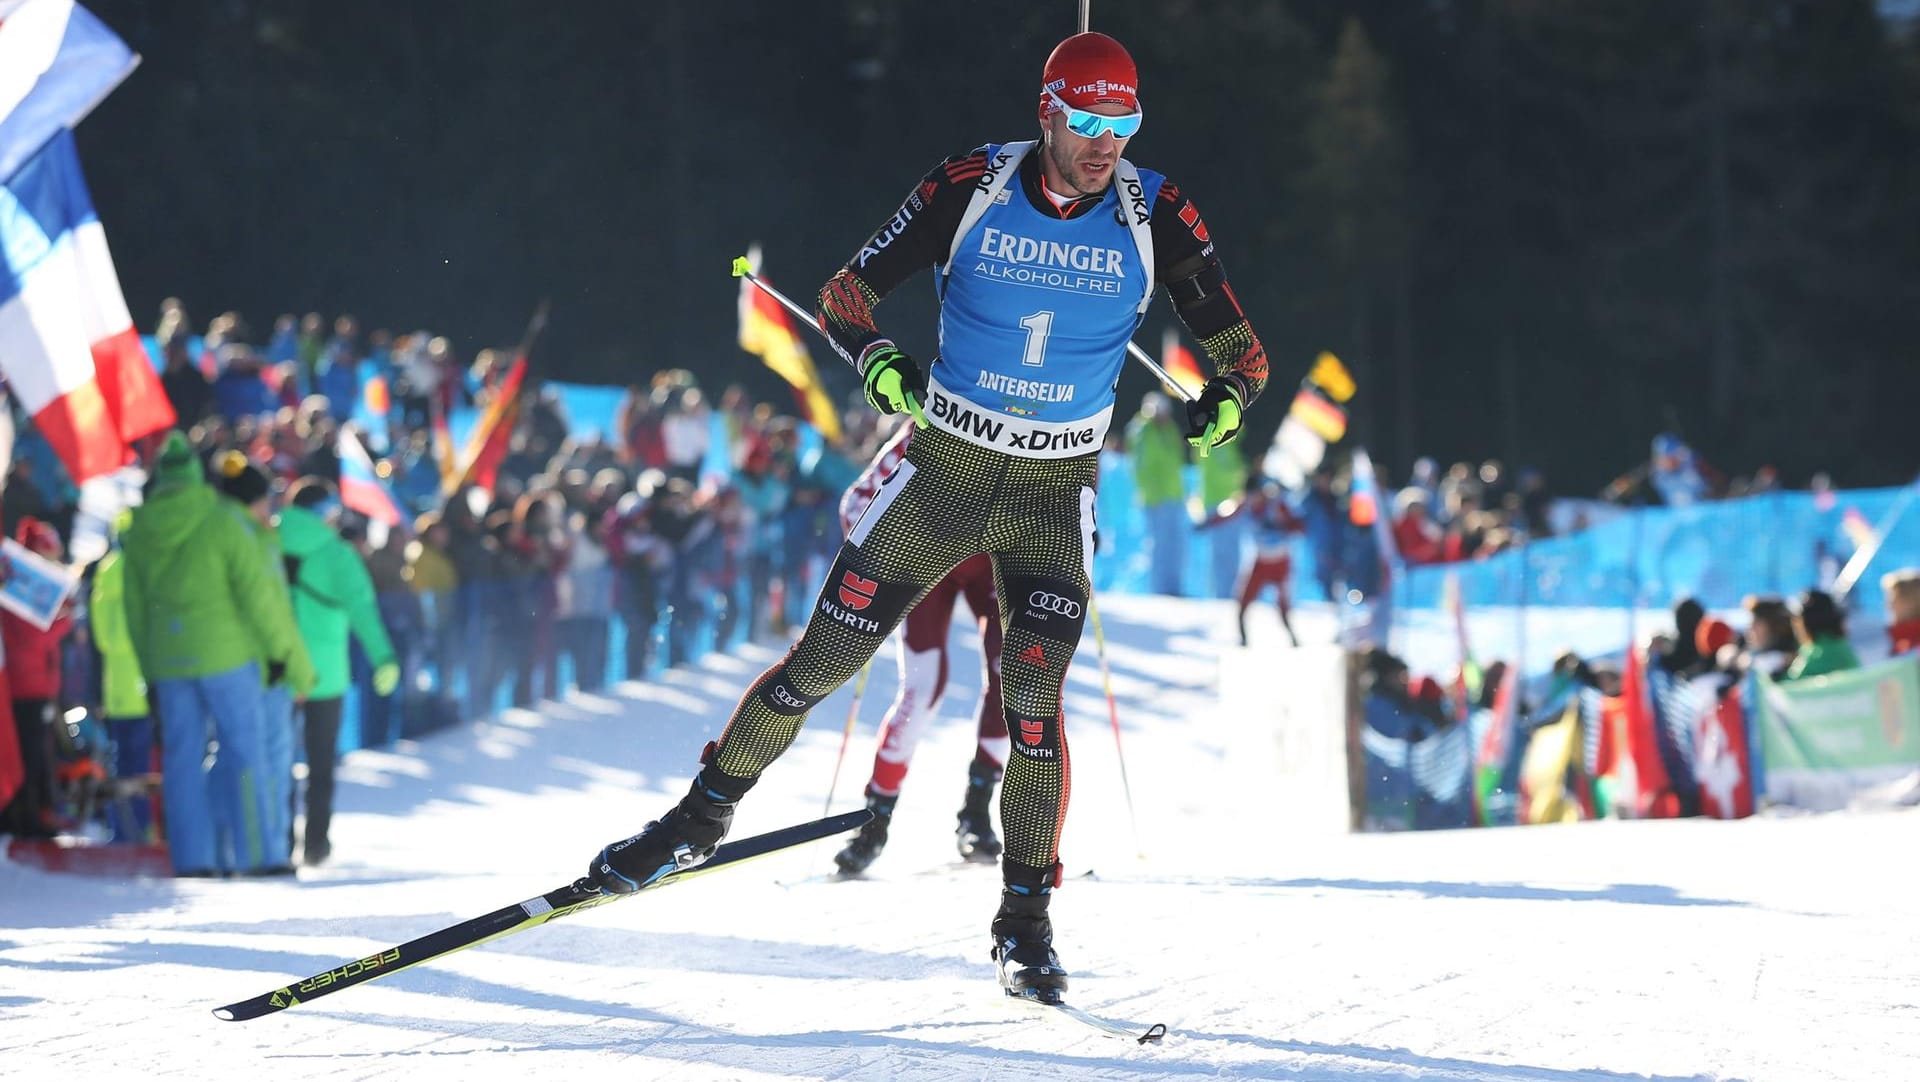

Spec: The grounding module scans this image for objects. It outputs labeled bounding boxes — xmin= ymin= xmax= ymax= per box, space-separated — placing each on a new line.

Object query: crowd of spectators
xmin=0 ymin=306 xmax=1910 ymax=871
xmin=0 ymin=303 xmax=895 ymax=875
xmin=1357 ymin=579 xmax=1918 ymax=753
xmin=1116 ymin=390 xmax=1564 ymax=605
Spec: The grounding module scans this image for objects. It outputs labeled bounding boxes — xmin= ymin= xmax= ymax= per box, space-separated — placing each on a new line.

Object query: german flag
xmin=447 ymin=351 xmax=526 ymax=497
xmin=1159 ymin=327 xmax=1206 ymax=396
xmin=739 ymin=245 xmax=841 ymax=443
xmin=1288 ymin=388 xmax=1348 ymax=444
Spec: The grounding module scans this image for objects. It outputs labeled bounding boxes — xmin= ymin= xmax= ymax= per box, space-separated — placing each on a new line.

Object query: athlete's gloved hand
xmin=861 ymin=344 xmax=929 ymax=429
xmin=372 ymin=662 xmax=401 ymax=697
xmin=1183 ymin=378 xmax=1245 ymax=457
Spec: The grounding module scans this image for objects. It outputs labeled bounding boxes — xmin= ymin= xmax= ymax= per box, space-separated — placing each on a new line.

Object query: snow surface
xmin=3 ymin=595 xmax=1917 ymax=1081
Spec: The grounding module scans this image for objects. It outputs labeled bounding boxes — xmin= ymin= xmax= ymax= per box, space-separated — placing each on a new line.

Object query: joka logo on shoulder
xmin=838 ymin=571 xmax=879 ymax=611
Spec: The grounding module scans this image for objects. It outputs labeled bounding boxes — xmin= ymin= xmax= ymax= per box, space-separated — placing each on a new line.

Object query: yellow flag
xmin=1308 ymin=351 xmax=1356 ymax=404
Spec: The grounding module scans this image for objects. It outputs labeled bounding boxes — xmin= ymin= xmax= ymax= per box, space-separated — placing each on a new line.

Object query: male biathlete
xmin=588 ymin=31 xmax=1270 ymax=1002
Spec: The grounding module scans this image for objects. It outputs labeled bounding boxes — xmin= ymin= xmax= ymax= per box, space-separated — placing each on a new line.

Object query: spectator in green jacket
xmin=120 ymin=431 xmax=313 ymax=877
xmin=1783 ymin=588 xmax=1861 ymax=682
xmin=89 ymin=512 xmax=154 ymax=842
xmin=215 ymin=451 xmax=316 ymax=871
xmin=278 ymin=477 xmax=399 ymax=867
xmin=1125 ymin=392 xmax=1191 ymax=595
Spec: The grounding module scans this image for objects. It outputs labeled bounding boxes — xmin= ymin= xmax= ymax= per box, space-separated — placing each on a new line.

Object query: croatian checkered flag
xmin=1578 ymin=686 xmax=1606 ymax=780
xmin=1645 ymin=662 xmax=1702 ymax=815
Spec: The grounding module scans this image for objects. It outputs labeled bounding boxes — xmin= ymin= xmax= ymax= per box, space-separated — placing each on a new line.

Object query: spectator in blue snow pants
xmin=120 ymin=434 xmax=314 ymax=876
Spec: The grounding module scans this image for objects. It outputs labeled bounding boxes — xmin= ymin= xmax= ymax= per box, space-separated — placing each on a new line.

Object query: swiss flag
xmin=1693 ymin=682 xmax=1754 ymax=819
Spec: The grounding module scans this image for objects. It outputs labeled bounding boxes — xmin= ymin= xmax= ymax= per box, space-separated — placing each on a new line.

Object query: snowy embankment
xmin=2 ymin=595 xmax=1915 ymax=1081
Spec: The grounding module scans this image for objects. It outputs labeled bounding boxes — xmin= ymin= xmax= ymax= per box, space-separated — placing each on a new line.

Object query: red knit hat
xmin=1040 ymin=32 xmax=1139 ymax=121
xmin=1695 ymin=616 xmax=1737 ymax=661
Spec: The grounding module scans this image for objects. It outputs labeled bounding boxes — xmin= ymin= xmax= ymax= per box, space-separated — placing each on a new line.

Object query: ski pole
xmin=1127 ymin=338 xmax=1216 ymax=461
xmin=822 ymin=658 xmax=875 ymax=815
xmin=1087 ymin=596 xmax=1144 ymax=856
xmin=1126 ymin=340 xmax=1195 ymax=404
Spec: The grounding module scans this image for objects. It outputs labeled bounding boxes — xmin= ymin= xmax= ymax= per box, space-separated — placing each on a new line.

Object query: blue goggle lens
xmin=1048 ymin=90 xmax=1142 ymax=139
xmin=1065 ymin=109 xmax=1142 ymax=139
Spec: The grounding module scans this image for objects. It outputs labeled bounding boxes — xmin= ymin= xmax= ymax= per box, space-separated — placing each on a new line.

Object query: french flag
xmin=0 ymin=128 xmax=174 ymax=482
xmin=338 ymin=425 xmax=404 ymax=527
xmin=0 ymin=0 xmax=139 ymax=182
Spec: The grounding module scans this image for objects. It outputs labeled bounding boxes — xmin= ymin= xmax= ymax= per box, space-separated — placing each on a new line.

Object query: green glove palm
xmin=372 ymin=662 xmax=401 ymax=697
xmin=861 ymin=345 xmax=929 ymax=429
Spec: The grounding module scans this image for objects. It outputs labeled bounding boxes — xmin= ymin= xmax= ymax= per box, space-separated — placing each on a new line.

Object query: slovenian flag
xmin=1 ymin=129 xmax=174 ymax=482
xmin=0 ymin=0 xmax=140 ymax=182
xmin=1348 ymin=446 xmax=1402 ymax=574
xmin=352 ymin=368 xmax=391 ymax=451
xmin=338 ymin=424 xmax=403 ymax=527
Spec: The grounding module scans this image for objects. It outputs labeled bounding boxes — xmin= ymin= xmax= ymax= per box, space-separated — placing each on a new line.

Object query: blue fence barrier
xmin=1092 ymin=450 xmax=1918 ymax=624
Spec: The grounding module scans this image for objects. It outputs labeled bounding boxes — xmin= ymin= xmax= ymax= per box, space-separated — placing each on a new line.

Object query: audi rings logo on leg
xmin=1027 ymin=591 xmax=1082 ymax=618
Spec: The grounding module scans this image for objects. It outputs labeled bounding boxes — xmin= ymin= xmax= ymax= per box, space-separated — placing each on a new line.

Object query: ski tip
xmin=211 ymin=1007 xmax=236 ymax=1022
xmin=1139 ymin=1022 xmax=1168 ymax=1044
xmin=731 ymin=255 xmax=752 ymax=278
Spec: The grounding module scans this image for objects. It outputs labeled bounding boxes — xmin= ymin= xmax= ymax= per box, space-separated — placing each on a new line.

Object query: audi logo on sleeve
xmin=1027 ymin=591 xmax=1082 ymax=618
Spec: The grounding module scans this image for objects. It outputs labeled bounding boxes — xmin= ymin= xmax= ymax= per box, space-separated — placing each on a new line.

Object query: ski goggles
xmin=1045 ymin=89 xmax=1143 ymax=140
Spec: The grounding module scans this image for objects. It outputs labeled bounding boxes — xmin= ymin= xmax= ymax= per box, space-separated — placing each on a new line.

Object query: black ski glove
xmin=861 ymin=344 xmax=929 ymax=428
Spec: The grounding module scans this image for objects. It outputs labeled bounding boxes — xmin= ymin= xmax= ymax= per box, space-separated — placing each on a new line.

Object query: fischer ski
xmin=212 ymin=809 xmax=873 ymax=1022
xmin=1012 ymin=990 xmax=1168 ymax=1044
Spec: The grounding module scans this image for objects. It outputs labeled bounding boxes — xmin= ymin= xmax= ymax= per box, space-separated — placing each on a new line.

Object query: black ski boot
xmin=991 ymin=860 xmax=1068 ymax=1002
xmin=955 ymin=760 xmax=1003 ymax=863
xmin=833 ymin=790 xmax=896 ymax=876
xmin=588 ymin=767 xmax=751 ymax=894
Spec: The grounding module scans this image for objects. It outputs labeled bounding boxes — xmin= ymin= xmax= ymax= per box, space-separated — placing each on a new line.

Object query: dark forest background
xmin=75 ymin=1 xmax=1920 ymax=494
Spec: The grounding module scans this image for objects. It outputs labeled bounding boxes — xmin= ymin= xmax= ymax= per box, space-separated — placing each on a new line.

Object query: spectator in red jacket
xmin=1392 ymin=490 xmax=1446 ymax=566
xmin=0 ymin=517 xmax=74 ymax=838
xmin=1884 ymin=569 xmax=1920 ymax=656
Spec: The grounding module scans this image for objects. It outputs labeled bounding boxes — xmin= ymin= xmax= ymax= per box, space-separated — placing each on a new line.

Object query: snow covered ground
xmin=3 ymin=594 xmax=1917 ymax=1080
